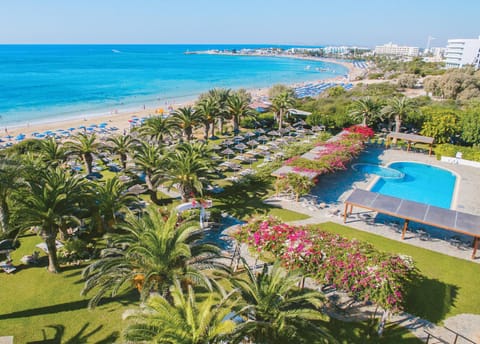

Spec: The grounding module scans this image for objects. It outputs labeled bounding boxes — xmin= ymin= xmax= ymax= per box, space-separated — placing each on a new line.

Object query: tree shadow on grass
xmin=326 ymin=318 xmax=423 ymax=343
xmin=0 ymin=290 xmax=138 ymax=320
xmin=213 ymin=175 xmax=274 ymax=219
xmin=404 ymin=274 xmax=458 ymax=324
xmin=26 ymin=323 xmax=119 ymax=344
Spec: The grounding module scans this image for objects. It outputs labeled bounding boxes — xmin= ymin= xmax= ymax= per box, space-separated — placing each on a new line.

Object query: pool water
xmin=352 ymin=163 xmax=404 ymax=179
xmin=370 ymin=162 xmax=456 ymax=209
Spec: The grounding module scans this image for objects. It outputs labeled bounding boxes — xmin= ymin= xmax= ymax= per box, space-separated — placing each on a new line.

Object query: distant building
xmin=374 ymin=43 xmax=420 ymax=57
xmin=445 ymin=37 xmax=480 ymax=69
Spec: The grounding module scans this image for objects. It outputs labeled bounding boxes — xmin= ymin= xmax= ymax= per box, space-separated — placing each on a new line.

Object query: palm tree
xmin=227 ymin=93 xmax=255 ymax=135
xmin=172 ymin=106 xmax=204 ymax=141
xmin=212 ymin=88 xmax=232 ymax=135
xmin=132 ymin=141 xmax=164 ymax=205
xmin=348 ymin=97 xmax=382 ymax=127
xmin=123 ymin=280 xmax=237 ymax=344
xmin=161 ymin=142 xmax=213 ymax=202
xmin=136 ymin=115 xmax=175 ymax=143
xmin=38 ymin=137 xmax=67 ymax=167
xmin=195 ymin=97 xmax=219 ymax=140
xmin=106 ymin=134 xmax=137 ymax=169
xmin=0 ymin=157 xmax=21 ymax=233
xmin=16 ymin=168 xmax=86 ymax=273
xmin=66 ymin=133 xmax=101 ymax=175
xmin=381 ymin=97 xmax=414 ymax=133
xmin=91 ymin=177 xmax=138 ymax=233
xmin=82 ymin=208 xmax=224 ymax=307
xmin=272 ymin=91 xmax=295 ymax=129
xmin=231 ymin=262 xmax=333 ymax=344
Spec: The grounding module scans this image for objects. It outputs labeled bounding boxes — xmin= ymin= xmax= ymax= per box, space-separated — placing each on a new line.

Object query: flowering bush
xmin=286 ymin=131 xmax=365 ymax=175
xmin=345 ymin=125 xmax=375 ymax=139
xmin=235 ymin=217 xmax=417 ymax=313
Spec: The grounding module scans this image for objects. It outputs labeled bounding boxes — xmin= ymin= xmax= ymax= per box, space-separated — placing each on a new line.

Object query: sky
xmin=0 ymin=0 xmax=479 ymax=47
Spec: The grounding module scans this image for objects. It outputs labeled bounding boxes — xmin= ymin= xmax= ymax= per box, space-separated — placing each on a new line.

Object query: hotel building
xmin=445 ymin=37 xmax=480 ymax=69
xmin=374 ymin=43 xmax=420 ymax=57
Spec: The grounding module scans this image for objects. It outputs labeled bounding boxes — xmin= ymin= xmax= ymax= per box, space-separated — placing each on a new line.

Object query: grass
xmin=1 ymin=235 xmax=138 ymax=343
xmin=316 ymin=222 xmax=480 ymax=323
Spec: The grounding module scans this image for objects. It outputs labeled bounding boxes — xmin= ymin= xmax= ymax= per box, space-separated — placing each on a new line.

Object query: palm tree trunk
xmin=84 ymin=153 xmax=93 ymax=175
xmin=211 ymin=120 xmax=216 ymax=138
xmin=233 ymin=116 xmax=239 ymax=134
xmin=120 ymin=153 xmax=127 ymax=169
xmin=278 ymin=110 xmax=283 ymax=129
xmin=362 ymin=116 xmax=367 ymax=127
xmin=145 ymin=174 xmax=162 ymax=205
xmin=0 ymin=200 xmax=9 ymax=233
xmin=44 ymin=232 xmax=60 ymax=273
xmin=395 ymin=115 xmax=402 ymax=133
xmin=204 ymin=123 xmax=210 ymax=141
xmin=218 ymin=117 xmax=223 ymax=135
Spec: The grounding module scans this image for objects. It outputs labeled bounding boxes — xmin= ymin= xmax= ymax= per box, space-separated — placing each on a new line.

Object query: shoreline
xmin=3 ymin=56 xmax=364 ymax=139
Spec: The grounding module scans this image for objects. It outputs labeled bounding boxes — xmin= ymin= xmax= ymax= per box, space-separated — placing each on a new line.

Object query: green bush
xmin=434 ymin=144 xmax=480 ymax=161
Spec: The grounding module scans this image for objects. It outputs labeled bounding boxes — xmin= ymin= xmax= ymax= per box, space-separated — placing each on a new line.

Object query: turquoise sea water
xmin=0 ymin=45 xmax=347 ymax=127
xmin=370 ymin=162 xmax=456 ymax=209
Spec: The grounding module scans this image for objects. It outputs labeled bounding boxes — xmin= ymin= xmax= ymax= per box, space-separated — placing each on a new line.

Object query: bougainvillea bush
xmin=235 ymin=216 xmax=417 ymax=313
xmin=285 ymin=130 xmax=367 ymax=175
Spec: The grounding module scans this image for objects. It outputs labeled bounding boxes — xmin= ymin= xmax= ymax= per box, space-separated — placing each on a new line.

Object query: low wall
xmin=441 ymin=156 xmax=480 ymax=169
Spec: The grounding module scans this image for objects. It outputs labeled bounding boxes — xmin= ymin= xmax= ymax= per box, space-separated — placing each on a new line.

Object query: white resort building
xmin=374 ymin=42 xmax=420 ymax=57
xmin=445 ymin=36 xmax=480 ymax=69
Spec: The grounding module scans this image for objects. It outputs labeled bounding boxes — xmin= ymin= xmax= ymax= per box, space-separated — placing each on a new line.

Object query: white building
xmin=374 ymin=43 xmax=420 ymax=57
xmin=445 ymin=37 xmax=480 ymax=69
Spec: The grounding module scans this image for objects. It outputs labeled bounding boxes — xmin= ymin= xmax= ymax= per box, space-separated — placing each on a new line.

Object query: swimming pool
xmin=370 ymin=162 xmax=456 ymax=209
xmin=352 ymin=163 xmax=404 ymax=179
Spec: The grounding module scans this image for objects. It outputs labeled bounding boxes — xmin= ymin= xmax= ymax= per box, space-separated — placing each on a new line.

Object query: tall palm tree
xmin=0 ymin=157 xmax=21 ymax=233
xmin=136 ymin=115 xmax=175 ymax=143
xmin=348 ymin=97 xmax=382 ymax=127
xmin=161 ymin=142 xmax=213 ymax=202
xmin=227 ymin=93 xmax=255 ymax=135
xmin=172 ymin=106 xmax=204 ymax=141
xmin=132 ymin=141 xmax=164 ymax=205
xmin=272 ymin=91 xmax=295 ymax=129
xmin=66 ymin=133 xmax=101 ymax=175
xmin=231 ymin=262 xmax=333 ymax=344
xmin=195 ymin=97 xmax=219 ymax=140
xmin=16 ymin=168 xmax=86 ymax=273
xmin=212 ymin=88 xmax=232 ymax=135
xmin=106 ymin=134 xmax=137 ymax=169
xmin=381 ymin=96 xmax=414 ymax=133
xmin=38 ymin=137 xmax=67 ymax=167
xmin=90 ymin=177 xmax=138 ymax=233
xmin=123 ymin=280 xmax=237 ymax=344
xmin=82 ymin=208 xmax=224 ymax=307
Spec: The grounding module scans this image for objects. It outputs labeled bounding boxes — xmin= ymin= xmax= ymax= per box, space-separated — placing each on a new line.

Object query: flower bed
xmin=235 ymin=217 xmax=417 ymax=313
xmin=285 ymin=128 xmax=370 ymax=175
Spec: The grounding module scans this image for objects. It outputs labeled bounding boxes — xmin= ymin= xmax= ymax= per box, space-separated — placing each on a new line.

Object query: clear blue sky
xmin=0 ymin=0 xmax=478 ymax=47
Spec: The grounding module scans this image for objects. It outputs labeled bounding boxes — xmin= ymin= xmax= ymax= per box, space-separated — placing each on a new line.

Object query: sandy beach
xmin=3 ymin=57 xmax=366 ymax=140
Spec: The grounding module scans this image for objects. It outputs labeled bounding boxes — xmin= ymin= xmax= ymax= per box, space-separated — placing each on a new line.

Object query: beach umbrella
xmin=293 ymin=120 xmax=306 ymax=127
xmin=247 ymin=139 xmax=259 ymax=147
xmin=234 ymin=143 xmax=247 ymax=153
xmin=68 ymin=127 xmax=76 ymax=131
xmin=244 ymin=132 xmax=256 ymax=138
xmin=211 ymin=145 xmax=223 ymax=151
xmin=221 ymin=148 xmax=234 ymax=160
xmin=268 ymin=130 xmax=280 ymax=136
xmin=257 ymin=135 xmax=269 ymax=143
xmin=15 ymin=135 xmax=25 ymax=141
xmin=78 ymin=125 xmax=86 ymax=130
xmin=128 ymin=184 xmax=146 ymax=195
xmin=31 ymin=132 xmax=39 ymax=136
xmin=222 ymin=139 xmax=234 ymax=146
xmin=233 ymin=135 xmax=245 ymax=141
xmin=89 ymin=124 xmax=98 ymax=128
xmin=99 ymin=122 xmax=108 ymax=126
xmin=257 ymin=145 xmax=270 ymax=152
xmin=5 ymin=135 xmax=13 ymax=139
xmin=255 ymin=128 xmax=266 ymax=134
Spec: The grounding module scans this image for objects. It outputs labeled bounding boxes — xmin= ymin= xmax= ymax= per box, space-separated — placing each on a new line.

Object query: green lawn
xmin=317 ymin=222 xmax=480 ymax=323
xmin=1 ymin=235 xmax=138 ymax=343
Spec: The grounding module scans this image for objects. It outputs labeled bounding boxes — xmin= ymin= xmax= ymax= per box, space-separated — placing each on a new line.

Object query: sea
xmin=0 ymin=44 xmax=348 ymax=127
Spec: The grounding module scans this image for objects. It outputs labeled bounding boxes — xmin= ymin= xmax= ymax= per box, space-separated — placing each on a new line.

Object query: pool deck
xmin=265 ymin=147 xmax=480 ymax=263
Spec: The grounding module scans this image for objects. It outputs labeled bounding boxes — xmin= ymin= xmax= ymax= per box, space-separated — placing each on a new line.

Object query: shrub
xmin=235 ymin=217 xmax=418 ymax=313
